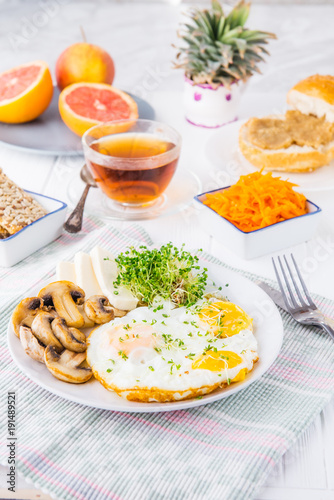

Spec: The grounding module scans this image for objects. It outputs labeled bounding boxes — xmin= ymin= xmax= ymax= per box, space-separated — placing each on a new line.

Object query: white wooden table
xmin=0 ymin=2 xmax=333 ymax=499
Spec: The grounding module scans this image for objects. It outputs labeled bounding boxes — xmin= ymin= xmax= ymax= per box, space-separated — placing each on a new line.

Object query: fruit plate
xmin=205 ymin=119 xmax=334 ymax=193
xmin=7 ymin=260 xmax=284 ymax=413
xmin=0 ymin=88 xmax=155 ymax=157
xmin=67 ymin=165 xmax=202 ymax=221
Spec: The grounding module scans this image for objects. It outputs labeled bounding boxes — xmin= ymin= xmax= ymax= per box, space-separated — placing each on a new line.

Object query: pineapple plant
xmin=175 ymin=0 xmax=276 ymax=127
xmin=175 ymin=0 xmax=276 ymax=89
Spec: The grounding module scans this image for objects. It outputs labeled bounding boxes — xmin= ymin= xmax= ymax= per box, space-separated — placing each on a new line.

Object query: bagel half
xmin=239 ymin=118 xmax=334 ymax=173
xmin=287 ymin=74 xmax=334 ymax=123
xmin=239 ymin=75 xmax=334 ymax=173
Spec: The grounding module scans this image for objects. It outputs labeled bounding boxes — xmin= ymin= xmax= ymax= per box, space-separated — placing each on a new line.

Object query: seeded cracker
xmin=0 ymin=168 xmax=47 ymax=238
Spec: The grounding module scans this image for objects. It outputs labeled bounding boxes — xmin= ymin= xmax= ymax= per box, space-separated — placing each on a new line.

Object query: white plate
xmin=205 ymin=120 xmax=334 ymax=193
xmin=67 ymin=166 xmax=202 ymax=221
xmin=7 ymin=261 xmax=283 ymax=413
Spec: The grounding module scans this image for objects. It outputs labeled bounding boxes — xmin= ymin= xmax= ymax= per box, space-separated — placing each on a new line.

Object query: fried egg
xmin=87 ymin=298 xmax=258 ymax=402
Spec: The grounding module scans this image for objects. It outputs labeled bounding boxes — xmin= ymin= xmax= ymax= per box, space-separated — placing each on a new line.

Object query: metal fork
xmin=272 ymin=254 xmax=334 ymax=342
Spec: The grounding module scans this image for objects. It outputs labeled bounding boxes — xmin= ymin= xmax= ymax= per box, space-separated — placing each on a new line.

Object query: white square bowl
xmin=195 ymin=187 xmax=322 ymax=260
xmin=0 ymin=191 xmax=67 ymax=267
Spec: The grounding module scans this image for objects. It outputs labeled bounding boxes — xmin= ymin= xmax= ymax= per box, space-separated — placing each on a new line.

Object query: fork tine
xmin=291 ymin=254 xmax=317 ymax=308
xmin=272 ymin=257 xmax=293 ymax=311
xmin=277 ymin=255 xmax=299 ymax=308
xmin=283 ymin=255 xmax=307 ymax=307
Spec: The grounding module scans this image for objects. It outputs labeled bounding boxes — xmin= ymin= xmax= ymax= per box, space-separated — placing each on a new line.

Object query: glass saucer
xmin=67 ymin=167 xmax=202 ymax=221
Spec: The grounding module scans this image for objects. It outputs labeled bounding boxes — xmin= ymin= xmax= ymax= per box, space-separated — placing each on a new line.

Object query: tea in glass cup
xmin=82 ymin=119 xmax=182 ymax=207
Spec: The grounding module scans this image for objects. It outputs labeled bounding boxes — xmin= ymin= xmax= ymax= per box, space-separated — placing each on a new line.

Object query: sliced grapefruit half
xmin=58 ymin=82 xmax=139 ymax=136
xmin=0 ymin=61 xmax=53 ymax=123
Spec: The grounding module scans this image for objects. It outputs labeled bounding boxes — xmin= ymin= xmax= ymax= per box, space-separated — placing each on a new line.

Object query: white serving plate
xmin=7 ymin=260 xmax=283 ymax=413
xmin=205 ymin=119 xmax=334 ymax=193
xmin=195 ymin=190 xmax=322 ymax=259
xmin=0 ymin=192 xmax=67 ymax=267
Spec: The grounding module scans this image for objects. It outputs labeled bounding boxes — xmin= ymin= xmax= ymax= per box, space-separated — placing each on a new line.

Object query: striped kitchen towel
xmin=0 ymin=221 xmax=333 ymax=500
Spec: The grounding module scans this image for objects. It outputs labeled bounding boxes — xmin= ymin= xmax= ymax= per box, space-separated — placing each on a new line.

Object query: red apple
xmin=56 ymin=42 xmax=115 ymax=91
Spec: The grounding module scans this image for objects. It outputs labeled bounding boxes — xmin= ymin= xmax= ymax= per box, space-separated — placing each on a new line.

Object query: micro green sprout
xmin=113 ymin=243 xmax=207 ymax=307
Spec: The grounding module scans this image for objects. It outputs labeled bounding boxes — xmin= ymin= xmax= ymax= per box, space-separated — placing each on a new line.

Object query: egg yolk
xmin=192 ymin=350 xmax=243 ymax=371
xmin=231 ymin=368 xmax=248 ymax=382
xmin=198 ymin=301 xmax=252 ymax=337
xmin=105 ymin=323 xmax=157 ymax=355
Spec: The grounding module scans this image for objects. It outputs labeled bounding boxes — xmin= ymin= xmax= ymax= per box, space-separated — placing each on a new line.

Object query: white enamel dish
xmin=195 ymin=189 xmax=322 ymax=259
xmin=0 ymin=191 xmax=67 ymax=267
xmin=7 ymin=260 xmax=284 ymax=413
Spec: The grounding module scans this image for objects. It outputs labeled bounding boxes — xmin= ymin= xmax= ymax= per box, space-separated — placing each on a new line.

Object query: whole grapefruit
xmin=58 ymin=82 xmax=138 ymax=136
xmin=0 ymin=61 xmax=53 ymax=123
xmin=56 ymin=43 xmax=115 ymax=91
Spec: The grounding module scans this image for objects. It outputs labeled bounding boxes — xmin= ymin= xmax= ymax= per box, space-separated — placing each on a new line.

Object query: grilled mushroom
xmin=31 ymin=311 xmax=63 ymax=352
xmin=113 ymin=307 xmax=128 ymax=318
xmin=51 ymin=317 xmax=87 ymax=352
xmin=38 ymin=281 xmax=85 ymax=328
xmin=11 ymin=297 xmax=45 ymax=338
xmin=79 ymin=306 xmax=95 ymax=328
xmin=19 ymin=326 xmax=45 ymax=363
xmin=84 ymin=295 xmax=114 ymax=324
xmin=44 ymin=346 xmax=92 ymax=384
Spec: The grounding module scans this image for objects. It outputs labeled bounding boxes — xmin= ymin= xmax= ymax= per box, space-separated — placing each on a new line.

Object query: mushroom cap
xmin=51 ymin=317 xmax=87 ymax=352
xmin=31 ymin=311 xmax=63 ymax=352
xmin=38 ymin=281 xmax=85 ymax=328
xmin=84 ymin=295 xmax=114 ymax=324
xmin=11 ymin=297 xmax=45 ymax=337
xmin=19 ymin=326 xmax=45 ymax=363
xmin=44 ymin=346 xmax=92 ymax=384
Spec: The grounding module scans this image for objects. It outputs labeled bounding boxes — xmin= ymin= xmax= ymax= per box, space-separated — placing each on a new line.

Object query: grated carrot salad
xmin=203 ymin=172 xmax=307 ymax=232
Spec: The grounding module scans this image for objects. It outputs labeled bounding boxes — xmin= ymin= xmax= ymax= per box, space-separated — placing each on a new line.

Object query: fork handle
xmin=319 ymin=322 xmax=334 ymax=342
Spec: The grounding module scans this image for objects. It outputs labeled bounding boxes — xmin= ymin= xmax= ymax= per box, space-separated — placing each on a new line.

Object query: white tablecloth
xmin=0 ymin=2 xmax=333 ymax=499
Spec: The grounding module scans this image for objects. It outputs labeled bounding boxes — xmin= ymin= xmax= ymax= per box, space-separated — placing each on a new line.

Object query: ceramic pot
xmin=184 ymin=76 xmax=242 ymax=128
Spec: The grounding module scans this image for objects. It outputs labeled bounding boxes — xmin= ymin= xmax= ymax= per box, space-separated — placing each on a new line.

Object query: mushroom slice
xmin=11 ymin=297 xmax=45 ymax=338
xmin=113 ymin=307 xmax=128 ymax=318
xmin=84 ymin=295 xmax=115 ymax=324
xmin=19 ymin=326 xmax=45 ymax=363
xmin=44 ymin=346 xmax=92 ymax=384
xmin=51 ymin=317 xmax=87 ymax=352
xmin=38 ymin=281 xmax=85 ymax=328
xmin=79 ymin=306 xmax=95 ymax=328
xmin=31 ymin=311 xmax=63 ymax=352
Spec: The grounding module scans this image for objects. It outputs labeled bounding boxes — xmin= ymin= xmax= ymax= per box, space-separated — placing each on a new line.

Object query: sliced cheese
xmin=74 ymin=251 xmax=102 ymax=299
xmin=56 ymin=261 xmax=76 ymax=283
xmin=90 ymin=245 xmax=138 ymax=311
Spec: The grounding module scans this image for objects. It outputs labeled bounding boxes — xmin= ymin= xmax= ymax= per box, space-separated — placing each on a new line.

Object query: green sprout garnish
xmin=113 ymin=243 xmax=207 ymax=306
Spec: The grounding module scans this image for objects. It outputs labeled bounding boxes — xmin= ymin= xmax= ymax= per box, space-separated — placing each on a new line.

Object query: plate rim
xmin=7 ymin=260 xmax=284 ymax=413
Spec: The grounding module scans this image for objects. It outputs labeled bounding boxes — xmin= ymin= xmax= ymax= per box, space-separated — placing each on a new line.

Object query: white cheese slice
xmin=74 ymin=251 xmax=102 ymax=299
xmin=90 ymin=245 xmax=138 ymax=311
xmin=56 ymin=261 xmax=76 ymax=283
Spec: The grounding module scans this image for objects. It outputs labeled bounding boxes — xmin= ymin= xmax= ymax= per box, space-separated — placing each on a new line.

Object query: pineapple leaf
xmin=212 ymin=0 xmax=223 ymax=15
xmin=174 ymin=0 xmax=276 ymax=87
